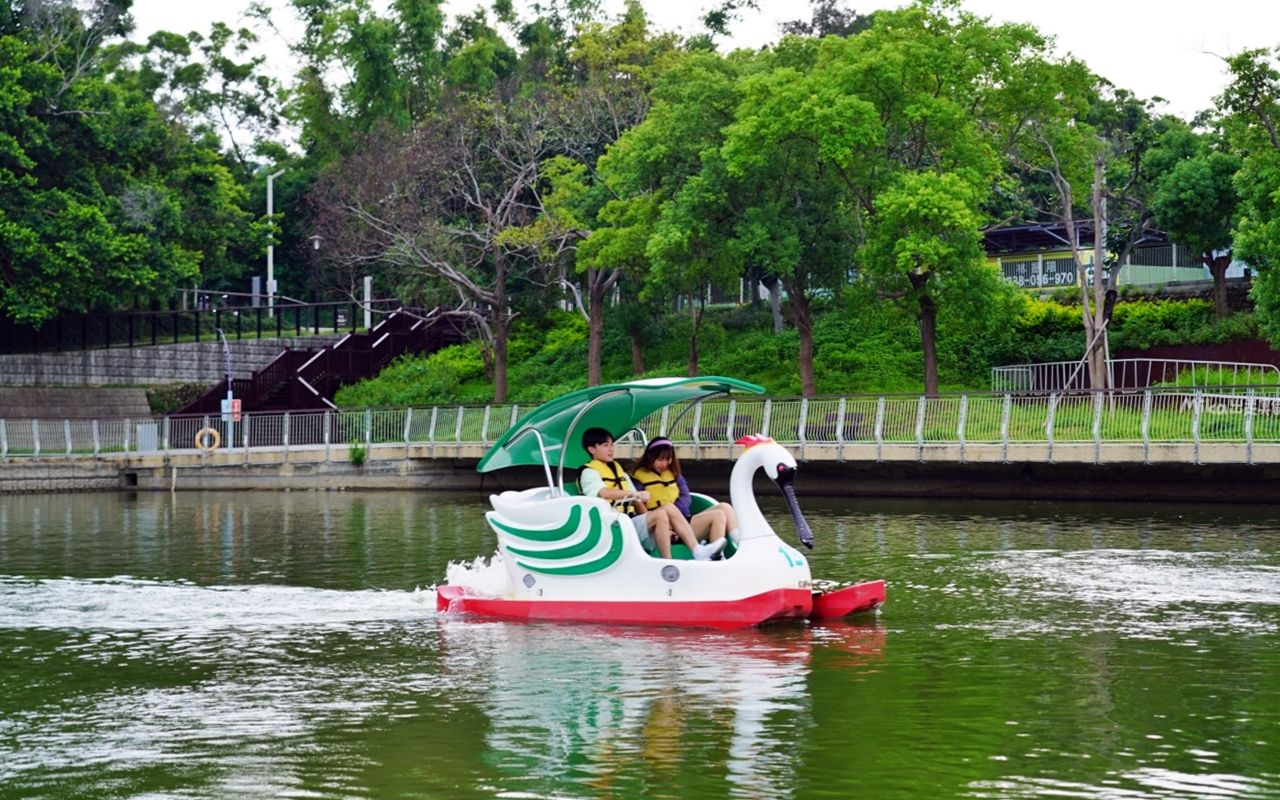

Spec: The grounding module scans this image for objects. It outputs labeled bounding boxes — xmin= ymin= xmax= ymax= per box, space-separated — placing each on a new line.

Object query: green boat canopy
xmin=476 ymin=377 xmax=764 ymax=475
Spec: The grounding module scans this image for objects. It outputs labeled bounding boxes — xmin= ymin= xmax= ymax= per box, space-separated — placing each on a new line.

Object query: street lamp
xmin=266 ymin=168 xmax=286 ymax=317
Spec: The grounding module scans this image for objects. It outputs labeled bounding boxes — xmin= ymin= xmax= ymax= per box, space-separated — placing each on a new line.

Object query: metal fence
xmin=991 ymin=359 xmax=1280 ymax=392
xmin=0 ymin=299 xmax=404 ymax=355
xmin=5 ymin=387 xmax=1280 ymax=463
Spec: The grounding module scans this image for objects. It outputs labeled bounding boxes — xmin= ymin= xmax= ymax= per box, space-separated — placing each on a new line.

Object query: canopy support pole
xmin=558 ymin=389 xmax=631 ymax=490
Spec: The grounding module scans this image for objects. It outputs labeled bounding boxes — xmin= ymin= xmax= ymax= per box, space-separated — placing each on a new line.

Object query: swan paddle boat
xmin=435 ymin=377 xmax=886 ymax=629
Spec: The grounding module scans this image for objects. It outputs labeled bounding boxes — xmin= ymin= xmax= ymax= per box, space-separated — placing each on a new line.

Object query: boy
xmin=579 ymin=428 xmax=725 ymax=561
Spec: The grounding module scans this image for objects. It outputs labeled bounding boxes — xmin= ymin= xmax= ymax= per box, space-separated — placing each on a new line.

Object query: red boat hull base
xmin=435 ymin=580 xmax=885 ymax=630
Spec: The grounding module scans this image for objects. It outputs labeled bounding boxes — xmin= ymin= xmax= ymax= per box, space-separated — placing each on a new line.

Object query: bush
xmin=1109 ymin=300 xmax=1260 ymax=350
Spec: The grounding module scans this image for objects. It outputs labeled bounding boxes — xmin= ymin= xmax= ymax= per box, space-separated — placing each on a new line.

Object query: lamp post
xmin=266 ymin=168 xmax=286 ymax=317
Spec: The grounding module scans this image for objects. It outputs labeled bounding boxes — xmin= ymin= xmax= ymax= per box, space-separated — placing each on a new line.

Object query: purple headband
xmin=646 ymin=437 xmax=674 ymax=452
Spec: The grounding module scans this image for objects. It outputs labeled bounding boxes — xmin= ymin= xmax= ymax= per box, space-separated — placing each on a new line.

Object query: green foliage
xmin=349 ymin=441 xmax=367 ymax=467
xmin=1217 ymin=46 xmax=1280 ymax=338
xmin=1109 ymin=299 xmax=1261 ymax=350
xmin=145 ymin=383 xmax=210 ymax=415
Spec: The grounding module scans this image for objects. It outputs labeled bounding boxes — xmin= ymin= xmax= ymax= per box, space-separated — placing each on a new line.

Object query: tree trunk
xmin=1207 ymin=253 xmax=1231 ymax=321
xmin=630 ymin=334 xmax=645 ymax=376
xmin=493 ymin=254 xmax=509 ymax=403
xmin=784 ymin=277 xmax=816 ymax=396
xmin=493 ymin=314 xmax=509 ymax=403
xmin=687 ymin=293 xmax=700 ymax=378
xmin=911 ymin=274 xmax=938 ymax=395
xmin=768 ymin=279 xmax=784 ymax=334
xmin=587 ymin=269 xmax=606 ymax=387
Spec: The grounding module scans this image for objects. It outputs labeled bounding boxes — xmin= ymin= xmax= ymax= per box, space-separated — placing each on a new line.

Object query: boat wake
xmin=0 ymin=575 xmax=435 ymax=632
xmin=441 ymin=551 xmax=509 ymax=598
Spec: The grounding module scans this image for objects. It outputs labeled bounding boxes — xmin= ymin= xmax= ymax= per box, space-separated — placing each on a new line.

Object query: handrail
xmin=11 ymin=385 xmax=1280 ymax=465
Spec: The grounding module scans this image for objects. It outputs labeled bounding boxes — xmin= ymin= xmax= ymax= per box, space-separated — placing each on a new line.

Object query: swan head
xmin=735 ymin=435 xmax=815 ymax=549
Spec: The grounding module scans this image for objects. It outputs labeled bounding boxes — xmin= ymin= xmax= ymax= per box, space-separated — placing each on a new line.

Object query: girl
xmin=632 ymin=438 xmax=739 ymax=553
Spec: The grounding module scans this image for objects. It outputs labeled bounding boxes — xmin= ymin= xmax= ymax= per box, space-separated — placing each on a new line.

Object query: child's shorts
xmin=631 ymin=512 xmax=655 ymax=552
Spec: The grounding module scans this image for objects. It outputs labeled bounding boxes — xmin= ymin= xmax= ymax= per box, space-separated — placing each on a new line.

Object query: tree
xmin=1150 ymin=127 xmax=1242 ymax=320
xmin=0 ymin=0 xmax=260 ymax=322
xmin=779 ymin=0 xmax=871 ymax=38
xmin=755 ymin=1 xmax=1049 ymax=392
xmin=590 ymin=49 xmax=750 ymax=379
xmin=311 ymin=93 xmax=574 ymax=402
xmin=862 ymin=173 xmax=987 ymax=393
xmin=1217 ymin=46 xmax=1280 ymax=338
xmin=530 ymin=1 xmax=679 ymax=386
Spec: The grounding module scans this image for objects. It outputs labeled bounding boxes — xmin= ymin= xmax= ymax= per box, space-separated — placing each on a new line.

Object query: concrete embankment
xmin=5 ymin=441 xmax=1280 ymax=504
xmin=0 ymin=335 xmax=345 ymax=387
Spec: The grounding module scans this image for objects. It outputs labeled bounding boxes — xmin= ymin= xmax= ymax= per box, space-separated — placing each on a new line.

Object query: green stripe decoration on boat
xmin=515 ymin=514 xmax=625 ymax=576
xmin=505 ymin=507 xmax=604 ymax=560
xmin=489 ymin=505 xmax=582 ymax=542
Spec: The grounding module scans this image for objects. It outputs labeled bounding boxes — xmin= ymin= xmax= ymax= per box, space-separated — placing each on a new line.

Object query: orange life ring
xmin=195 ymin=427 xmax=221 ymax=452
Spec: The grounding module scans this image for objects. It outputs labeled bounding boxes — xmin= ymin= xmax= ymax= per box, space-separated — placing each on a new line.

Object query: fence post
xmin=692 ymin=403 xmax=703 ymax=461
xmin=283 ymin=412 xmax=291 ymax=462
xmin=404 ymin=407 xmax=413 ymax=458
xmin=0 ymin=419 xmax=6 ymax=459
xmin=481 ymin=405 xmax=491 ymax=447
xmin=93 ymin=419 xmax=101 ymax=457
xmin=761 ymin=400 xmax=772 ymax=438
xmin=874 ymin=397 xmax=885 ymax=463
xmin=1193 ymin=390 xmax=1203 ymax=466
xmin=243 ymin=414 xmax=250 ymax=466
xmin=1046 ymin=394 xmax=1057 ymax=464
xmin=202 ymin=415 xmax=210 ymax=466
xmin=1246 ymin=388 xmax=1256 ymax=466
xmin=836 ymin=397 xmax=847 ymax=462
xmin=727 ymin=400 xmax=737 ymax=445
xmin=957 ymin=395 xmax=968 ymax=463
xmin=32 ymin=420 xmax=39 ymax=459
xmin=323 ymin=411 xmax=330 ymax=462
xmin=1000 ymin=394 xmax=1011 ymax=463
xmin=64 ymin=419 xmax=72 ymax=459
xmin=1092 ymin=391 xmax=1104 ymax=465
xmin=797 ymin=398 xmax=808 ymax=460
xmin=660 ymin=406 xmax=670 ymax=436
xmin=123 ymin=418 xmax=131 ymax=458
xmin=429 ymin=407 xmax=438 ymax=458
xmin=454 ymin=406 xmax=464 ymax=452
xmin=1141 ymin=390 xmax=1152 ymax=465
xmin=511 ymin=404 xmax=519 ymax=429
xmin=161 ymin=417 xmax=169 ymax=454
xmin=364 ymin=408 xmax=373 ymax=449
xmin=914 ymin=395 xmax=926 ymax=462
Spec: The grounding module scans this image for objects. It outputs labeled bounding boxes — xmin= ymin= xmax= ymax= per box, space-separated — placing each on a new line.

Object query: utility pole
xmin=266 ymin=168 xmax=286 ymax=317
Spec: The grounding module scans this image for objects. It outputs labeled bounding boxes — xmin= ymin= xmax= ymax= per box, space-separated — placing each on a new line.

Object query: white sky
xmin=129 ymin=0 xmax=1277 ymax=119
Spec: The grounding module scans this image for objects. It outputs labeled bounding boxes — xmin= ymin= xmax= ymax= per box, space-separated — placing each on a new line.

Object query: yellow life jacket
xmin=582 ymin=459 xmax=637 ymax=515
xmin=633 ymin=467 xmax=680 ymax=509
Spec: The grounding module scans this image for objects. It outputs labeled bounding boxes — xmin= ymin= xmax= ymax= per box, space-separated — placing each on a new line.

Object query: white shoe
xmin=693 ymin=539 xmax=727 ymax=561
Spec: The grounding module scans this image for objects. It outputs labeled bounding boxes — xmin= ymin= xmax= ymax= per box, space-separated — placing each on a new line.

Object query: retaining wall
xmin=0 ymin=335 xmax=346 ymax=387
xmin=6 ymin=442 xmax=1280 ymax=504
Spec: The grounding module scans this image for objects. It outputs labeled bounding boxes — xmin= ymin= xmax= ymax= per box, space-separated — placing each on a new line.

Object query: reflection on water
xmin=1 ymin=492 xmax=1279 ymax=798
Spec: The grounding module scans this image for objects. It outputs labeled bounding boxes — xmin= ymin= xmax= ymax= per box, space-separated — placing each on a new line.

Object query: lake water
xmin=2 ymin=490 xmax=1279 ymax=799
